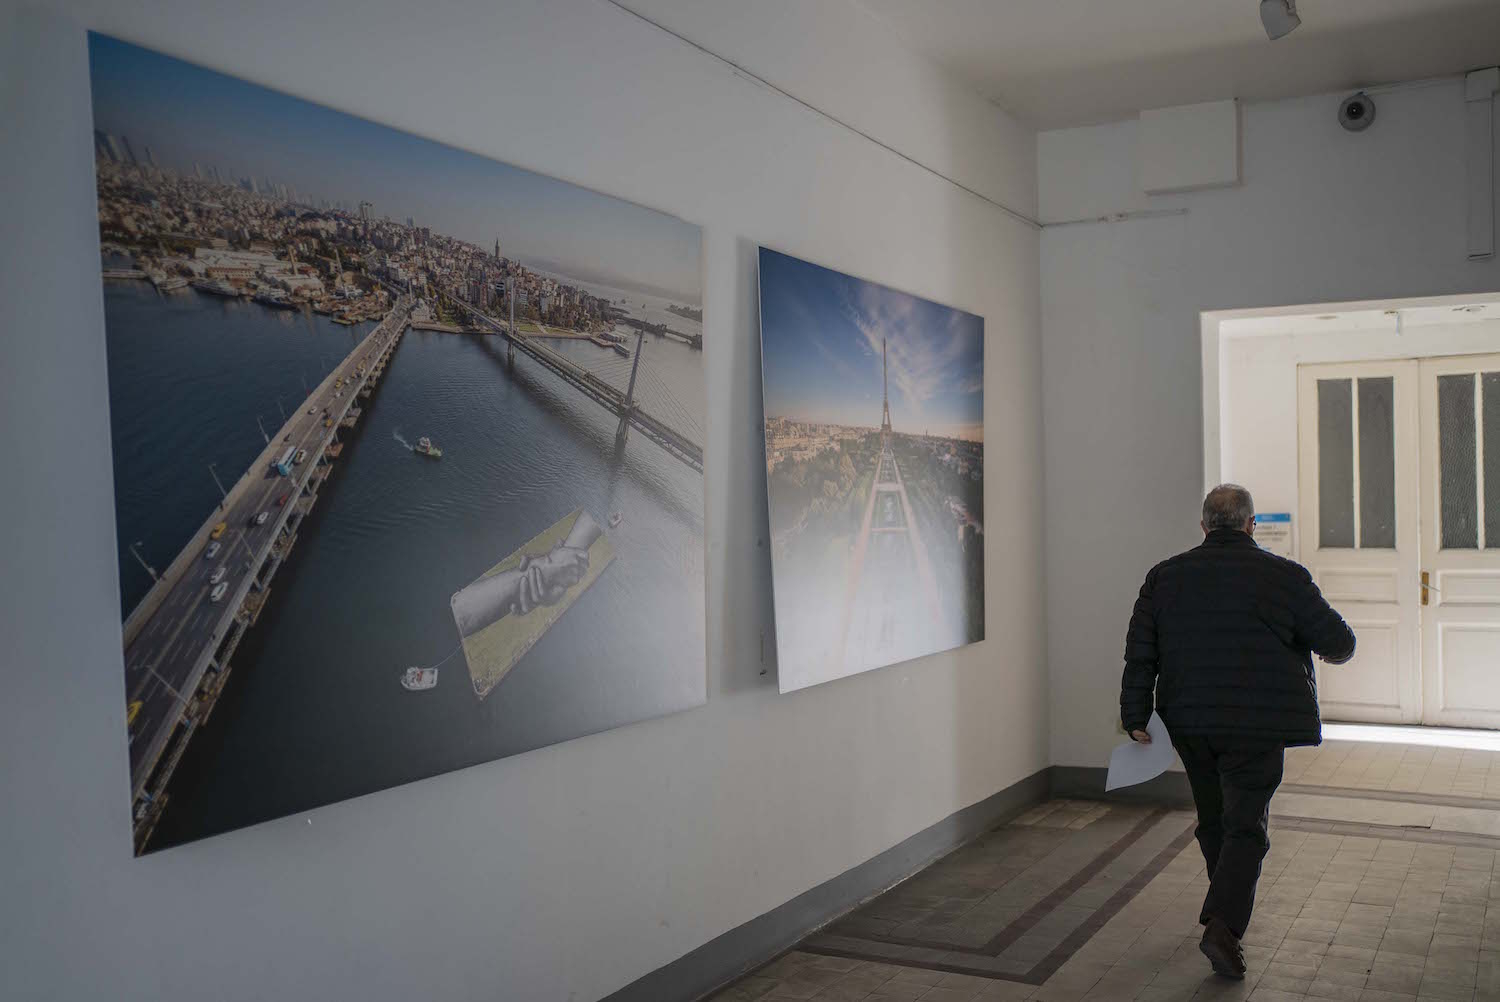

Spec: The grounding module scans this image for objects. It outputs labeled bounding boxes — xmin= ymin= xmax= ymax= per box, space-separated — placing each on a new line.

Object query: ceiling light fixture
xmin=1260 ymin=0 xmax=1301 ymax=40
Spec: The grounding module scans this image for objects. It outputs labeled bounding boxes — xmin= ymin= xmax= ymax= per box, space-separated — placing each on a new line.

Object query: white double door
xmin=1297 ymin=355 xmax=1500 ymax=727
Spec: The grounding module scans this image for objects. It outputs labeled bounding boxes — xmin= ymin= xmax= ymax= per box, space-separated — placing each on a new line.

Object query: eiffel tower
xmin=880 ymin=337 xmax=892 ymax=445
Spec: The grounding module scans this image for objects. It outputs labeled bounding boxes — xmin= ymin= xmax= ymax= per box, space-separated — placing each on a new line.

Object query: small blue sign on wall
xmin=1255 ymin=512 xmax=1294 ymax=558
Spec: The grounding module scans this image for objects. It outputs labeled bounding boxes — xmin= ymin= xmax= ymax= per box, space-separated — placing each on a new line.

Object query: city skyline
xmin=764 ymin=414 xmax=984 ymax=443
xmin=87 ymin=34 xmax=701 ymax=304
xmin=758 ymin=248 xmax=984 ymax=441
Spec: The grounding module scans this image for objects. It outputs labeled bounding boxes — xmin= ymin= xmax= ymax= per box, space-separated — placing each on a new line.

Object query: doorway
xmin=1298 ymin=354 xmax=1500 ymax=727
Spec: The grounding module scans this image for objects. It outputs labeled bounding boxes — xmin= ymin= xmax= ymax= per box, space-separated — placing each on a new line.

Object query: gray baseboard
xmin=1048 ymin=765 xmax=1194 ymax=806
xmin=600 ymin=767 xmax=1051 ymax=1002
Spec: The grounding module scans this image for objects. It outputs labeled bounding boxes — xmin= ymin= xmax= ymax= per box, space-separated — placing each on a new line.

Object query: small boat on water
xmin=401 ymin=666 xmax=438 ymax=691
xmin=608 ymin=512 xmax=623 ymax=528
xmin=612 ymin=342 xmax=629 ymax=357
xmin=414 ymin=436 xmax=443 ymax=458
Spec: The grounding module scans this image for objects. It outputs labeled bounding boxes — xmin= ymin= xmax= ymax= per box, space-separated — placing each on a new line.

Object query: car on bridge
xmin=210 ymin=581 xmax=229 ymax=603
xmin=209 ymin=566 xmax=227 ymax=585
xmin=210 ymin=521 xmax=227 ymax=540
xmin=204 ymin=541 xmax=221 ymax=560
xmin=253 ymin=511 xmax=269 ymax=526
xmin=126 ymin=700 xmax=141 ymax=726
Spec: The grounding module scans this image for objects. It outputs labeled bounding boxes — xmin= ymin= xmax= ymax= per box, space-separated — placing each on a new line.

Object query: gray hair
xmin=1202 ymin=483 xmax=1255 ymax=532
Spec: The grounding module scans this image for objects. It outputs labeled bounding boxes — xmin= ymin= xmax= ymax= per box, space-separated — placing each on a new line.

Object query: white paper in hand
xmin=1105 ymin=712 xmax=1174 ymax=792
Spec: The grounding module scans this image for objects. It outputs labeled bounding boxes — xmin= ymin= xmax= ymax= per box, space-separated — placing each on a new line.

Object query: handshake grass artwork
xmin=452 ymin=510 xmax=616 ymax=699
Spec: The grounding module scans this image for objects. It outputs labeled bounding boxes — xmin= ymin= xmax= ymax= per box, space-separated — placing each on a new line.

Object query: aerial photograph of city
xmin=757 ymin=248 xmax=984 ymax=693
xmin=88 ymin=33 xmax=706 ymax=854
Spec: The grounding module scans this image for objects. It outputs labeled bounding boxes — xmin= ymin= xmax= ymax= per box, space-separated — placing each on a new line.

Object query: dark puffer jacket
xmin=1121 ymin=528 xmax=1356 ymax=747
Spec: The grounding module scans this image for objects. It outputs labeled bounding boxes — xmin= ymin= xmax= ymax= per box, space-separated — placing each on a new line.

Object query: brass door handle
xmin=1421 ymin=570 xmax=1439 ymax=605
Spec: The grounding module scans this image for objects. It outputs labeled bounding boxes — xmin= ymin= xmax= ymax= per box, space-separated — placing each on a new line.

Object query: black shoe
xmin=1199 ymin=916 xmax=1246 ymax=979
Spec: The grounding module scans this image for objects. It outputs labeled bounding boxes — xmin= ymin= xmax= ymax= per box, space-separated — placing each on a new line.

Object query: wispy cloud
xmin=757 ymin=249 xmax=982 ymax=431
xmin=836 ymin=279 xmax=980 ymax=429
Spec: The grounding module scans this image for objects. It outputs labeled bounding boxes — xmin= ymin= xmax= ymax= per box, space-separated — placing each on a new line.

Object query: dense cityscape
xmin=765 ymin=417 xmax=983 ymax=477
xmin=93 ymin=131 xmax=653 ymax=335
xmin=764 ymin=414 xmax=986 ymax=650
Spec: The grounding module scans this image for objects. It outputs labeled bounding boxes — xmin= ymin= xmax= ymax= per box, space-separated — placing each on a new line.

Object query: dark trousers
xmin=1172 ymin=735 xmax=1285 ymax=940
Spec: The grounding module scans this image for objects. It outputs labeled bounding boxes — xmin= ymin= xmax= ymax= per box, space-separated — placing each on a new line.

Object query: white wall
xmin=0 ymin=1 xmax=1043 ymax=1000
xmin=1040 ymin=81 xmax=1500 ymax=768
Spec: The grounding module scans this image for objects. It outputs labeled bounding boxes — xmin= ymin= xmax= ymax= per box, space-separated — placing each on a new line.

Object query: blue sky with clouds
xmin=758 ymin=249 xmax=984 ymax=440
xmin=87 ymin=33 xmax=701 ymax=302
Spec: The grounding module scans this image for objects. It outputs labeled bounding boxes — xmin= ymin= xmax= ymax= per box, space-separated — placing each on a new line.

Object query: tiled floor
xmin=1285 ymin=741 xmax=1500 ymax=801
xmin=710 ymin=739 xmax=1500 ymax=1002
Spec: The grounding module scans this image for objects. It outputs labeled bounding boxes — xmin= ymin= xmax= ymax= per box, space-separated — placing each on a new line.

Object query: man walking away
xmin=1120 ymin=484 xmax=1355 ymax=979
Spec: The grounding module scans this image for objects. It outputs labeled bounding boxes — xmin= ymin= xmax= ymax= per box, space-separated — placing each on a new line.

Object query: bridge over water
xmin=123 ymin=284 xmax=701 ymax=850
xmin=437 ymin=293 xmax=704 ymax=474
xmin=124 ymin=298 xmax=412 ymax=851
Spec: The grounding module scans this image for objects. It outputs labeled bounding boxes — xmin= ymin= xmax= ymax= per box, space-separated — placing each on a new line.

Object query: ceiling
xmin=855 ymin=0 xmax=1500 ymax=129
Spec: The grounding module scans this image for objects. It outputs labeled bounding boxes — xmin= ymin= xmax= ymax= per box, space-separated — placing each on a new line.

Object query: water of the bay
xmin=103 ymin=283 xmax=706 ymax=850
xmin=105 ymin=282 xmax=373 ymax=615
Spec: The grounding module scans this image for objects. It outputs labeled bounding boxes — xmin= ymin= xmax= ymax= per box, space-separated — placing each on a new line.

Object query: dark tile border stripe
xmin=1056 ymin=768 xmax=1500 ymax=815
xmin=1275 ymin=813 xmax=1500 ymax=850
xmin=799 ymin=815 xmax=1199 ymax=985
xmin=793 ymin=943 xmax=1015 ymax=984
xmin=599 ymin=768 xmax=1051 ymax=1002
xmin=980 ymin=808 xmax=1176 ymax=959
xmin=825 ymin=808 xmax=1172 ymax=957
xmin=1282 ymin=782 xmax=1500 ymax=813
xmin=1025 ymin=820 xmax=1198 ymax=984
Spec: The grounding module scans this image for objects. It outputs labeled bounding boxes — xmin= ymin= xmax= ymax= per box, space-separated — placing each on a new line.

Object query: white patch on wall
xmin=1138 ymin=99 xmax=1240 ymax=195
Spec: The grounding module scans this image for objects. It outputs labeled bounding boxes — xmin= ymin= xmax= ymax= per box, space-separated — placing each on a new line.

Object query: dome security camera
xmin=1338 ymin=92 xmax=1376 ymax=132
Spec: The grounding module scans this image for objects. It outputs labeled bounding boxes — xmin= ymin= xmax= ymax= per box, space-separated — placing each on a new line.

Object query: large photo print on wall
xmin=90 ymin=34 xmax=706 ymax=854
xmin=758 ymin=248 xmax=984 ymax=693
